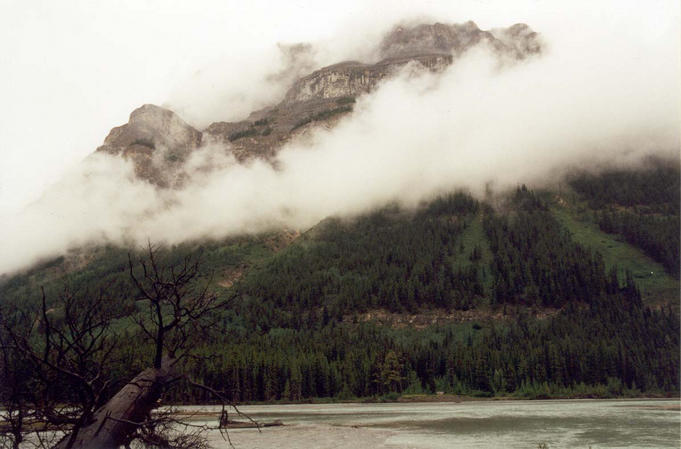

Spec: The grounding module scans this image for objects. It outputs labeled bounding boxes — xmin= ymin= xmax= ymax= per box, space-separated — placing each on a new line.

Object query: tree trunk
xmin=53 ymin=358 xmax=175 ymax=449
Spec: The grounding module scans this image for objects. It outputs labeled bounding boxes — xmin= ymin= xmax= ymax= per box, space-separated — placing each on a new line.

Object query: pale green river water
xmin=185 ymin=399 xmax=681 ymax=449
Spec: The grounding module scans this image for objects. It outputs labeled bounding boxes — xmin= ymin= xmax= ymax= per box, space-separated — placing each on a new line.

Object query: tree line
xmin=1 ymin=179 xmax=678 ymax=447
xmin=568 ymin=158 xmax=680 ymax=277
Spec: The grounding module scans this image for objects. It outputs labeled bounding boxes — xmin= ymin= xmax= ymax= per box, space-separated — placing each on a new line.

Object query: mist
xmin=0 ymin=1 xmax=679 ymax=275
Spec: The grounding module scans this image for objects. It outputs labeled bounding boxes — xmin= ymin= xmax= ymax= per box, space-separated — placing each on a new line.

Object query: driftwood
xmin=224 ymin=420 xmax=283 ymax=429
xmin=53 ymin=359 xmax=175 ymax=449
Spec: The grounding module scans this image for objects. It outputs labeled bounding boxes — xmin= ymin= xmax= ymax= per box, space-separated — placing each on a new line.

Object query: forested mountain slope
xmin=1 ymin=161 xmax=678 ymax=402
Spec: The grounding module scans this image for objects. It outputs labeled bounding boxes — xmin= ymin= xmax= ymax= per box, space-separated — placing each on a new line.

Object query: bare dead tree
xmin=0 ymin=317 xmax=30 ymax=449
xmin=1 ymin=244 xmax=250 ymax=449
xmin=57 ymin=243 xmax=249 ymax=449
xmin=118 ymin=243 xmax=253 ymax=448
xmin=127 ymin=242 xmax=226 ymax=370
xmin=0 ymin=283 xmax=127 ymax=449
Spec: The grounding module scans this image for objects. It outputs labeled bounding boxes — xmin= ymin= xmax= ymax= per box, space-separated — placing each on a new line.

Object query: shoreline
xmin=171 ymin=392 xmax=679 ymax=407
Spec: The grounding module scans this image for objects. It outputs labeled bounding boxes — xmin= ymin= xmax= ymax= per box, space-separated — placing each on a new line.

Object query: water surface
xmin=186 ymin=399 xmax=680 ymax=448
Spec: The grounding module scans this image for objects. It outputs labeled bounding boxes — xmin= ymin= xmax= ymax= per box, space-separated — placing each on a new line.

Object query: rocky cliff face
xmin=281 ymin=21 xmax=540 ymax=105
xmin=97 ymin=104 xmax=202 ymax=186
xmin=281 ymin=54 xmax=453 ymax=105
xmin=99 ymin=104 xmax=202 ymax=153
xmin=378 ymin=21 xmax=540 ymax=59
xmin=97 ymin=21 xmax=541 ymax=185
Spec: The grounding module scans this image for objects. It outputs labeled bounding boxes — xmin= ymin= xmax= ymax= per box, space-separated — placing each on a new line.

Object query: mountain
xmin=0 ymin=21 xmax=678 ymax=407
xmin=96 ymin=21 xmax=541 ymax=186
xmin=1 ymin=158 xmax=678 ymax=402
xmin=96 ymin=104 xmax=202 ymax=186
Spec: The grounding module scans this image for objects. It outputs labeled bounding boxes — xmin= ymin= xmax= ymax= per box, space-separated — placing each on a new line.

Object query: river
xmin=179 ymin=399 xmax=680 ymax=448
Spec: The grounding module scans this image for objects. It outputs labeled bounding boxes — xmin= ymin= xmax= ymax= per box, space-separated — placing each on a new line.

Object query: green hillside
xmin=553 ymin=206 xmax=678 ymax=307
xmin=0 ymin=162 xmax=678 ymax=405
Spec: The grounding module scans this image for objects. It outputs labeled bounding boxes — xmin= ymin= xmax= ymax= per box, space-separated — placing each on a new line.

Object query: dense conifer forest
xmin=1 ymin=162 xmax=679 ymax=407
xmin=567 ymin=161 xmax=680 ymax=277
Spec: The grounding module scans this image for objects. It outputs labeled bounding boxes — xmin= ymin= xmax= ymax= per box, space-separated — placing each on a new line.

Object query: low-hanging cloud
xmin=165 ymin=42 xmax=320 ymax=128
xmin=0 ymin=6 xmax=679 ymax=275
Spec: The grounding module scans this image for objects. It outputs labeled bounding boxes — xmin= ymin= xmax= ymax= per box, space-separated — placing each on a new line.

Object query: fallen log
xmin=53 ymin=358 xmax=175 ymax=449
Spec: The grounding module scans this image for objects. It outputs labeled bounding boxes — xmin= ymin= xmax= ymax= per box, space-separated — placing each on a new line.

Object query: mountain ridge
xmin=96 ymin=21 xmax=541 ymax=186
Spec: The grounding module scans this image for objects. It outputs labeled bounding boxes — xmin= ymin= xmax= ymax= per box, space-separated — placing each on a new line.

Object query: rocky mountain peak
xmin=96 ymin=21 xmax=542 ymax=186
xmin=281 ymin=21 xmax=540 ymax=106
xmin=379 ymin=21 xmax=483 ymax=58
xmin=96 ymin=104 xmax=202 ymax=186
xmin=99 ymin=104 xmax=201 ymax=155
xmin=379 ymin=21 xmax=540 ymax=60
xmin=490 ymin=23 xmax=541 ymax=57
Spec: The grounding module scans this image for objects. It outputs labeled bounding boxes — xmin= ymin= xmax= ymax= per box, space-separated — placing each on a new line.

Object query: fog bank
xmin=0 ymin=2 xmax=679 ymax=275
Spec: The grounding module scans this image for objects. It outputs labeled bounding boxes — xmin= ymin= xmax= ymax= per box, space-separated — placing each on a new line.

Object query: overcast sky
xmin=0 ymin=0 xmax=678 ymax=215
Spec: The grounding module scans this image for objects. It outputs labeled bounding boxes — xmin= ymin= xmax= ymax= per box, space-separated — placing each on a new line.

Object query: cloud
xmin=0 ymin=2 xmax=679 ymax=274
xmin=164 ymin=43 xmax=318 ymax=128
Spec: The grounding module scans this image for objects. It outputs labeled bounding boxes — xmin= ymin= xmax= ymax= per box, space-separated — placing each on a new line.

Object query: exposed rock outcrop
xmin=97 ymin=21 xmax=541 ymax=185
xmin=490 ymin=23 xmax=542 ymax=58
xmin=279 ymin=21 xmax=540 ymax=106
xmin=96 ymin=104 xmax=202 ymax=185
xmin=378 ymin=21 xmax=540 ymax=60
xmin=280 ymin=54 xmax=452 ymax=105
